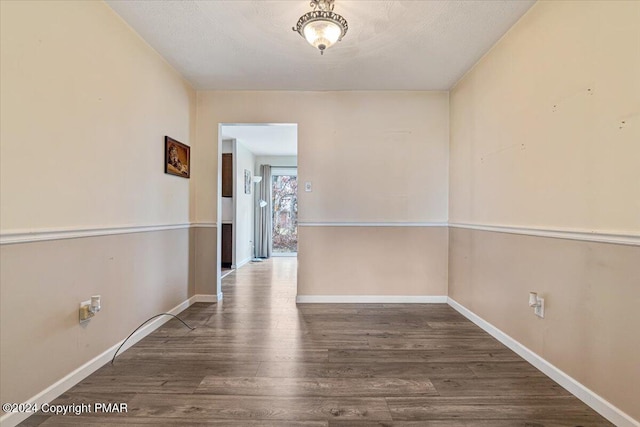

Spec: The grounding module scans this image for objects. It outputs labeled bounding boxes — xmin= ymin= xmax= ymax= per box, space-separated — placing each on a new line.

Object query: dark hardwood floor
xmin=21 ymin=258 xmax=612 ymax=426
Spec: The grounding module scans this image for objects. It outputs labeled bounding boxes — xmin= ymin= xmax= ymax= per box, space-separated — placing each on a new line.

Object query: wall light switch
xmin=304 ymin=181 xmax=312 ymax=192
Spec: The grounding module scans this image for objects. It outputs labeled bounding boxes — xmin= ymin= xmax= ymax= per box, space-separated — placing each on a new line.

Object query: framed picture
xmin=165 ymin=136 xmax=190 ymax=178
xmin=244 ymin=169 xmax=251 ymax=194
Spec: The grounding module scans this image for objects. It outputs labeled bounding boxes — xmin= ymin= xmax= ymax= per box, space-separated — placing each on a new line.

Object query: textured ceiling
xmin=221 ymin=124 xmax=298 ymax=156
xmin=106 ymin=0 xmax=535 ymax=91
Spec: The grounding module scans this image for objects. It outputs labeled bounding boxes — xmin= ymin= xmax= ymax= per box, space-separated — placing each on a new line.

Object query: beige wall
xmin=195 ymin=91 xmax=449 ymax=224
xmin=0 ymin=0 xmax=196 ymax=406
xmin=449 ymin=228 xmax=640 ymax=421
xmin=196 ymin=91 xmax=450 ymax=295
xmin=0 ymin=230 xmax=192 ymax=405
xmin=449 ymin=0 xmax=640 ymax=420
xmin=194 ymin=226 xmax=217 ymax=295
xmin=450 ymin=1 xmax=640 ymax=233
xmin=0 ymin=1 xmax=196 ymax=231
xmin=299 ymin=226 xmax=448 ymax=297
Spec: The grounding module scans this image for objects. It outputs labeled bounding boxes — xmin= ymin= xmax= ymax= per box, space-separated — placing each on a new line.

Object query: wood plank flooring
xmin=21 ymin=258 xmax=612 ymax=426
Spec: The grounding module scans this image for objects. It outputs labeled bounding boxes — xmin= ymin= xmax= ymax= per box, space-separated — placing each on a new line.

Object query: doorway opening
xmin=217 ymin=123 xmax=298 ymax=293
xmin=271 ymin=167 xmax=298 ymax=255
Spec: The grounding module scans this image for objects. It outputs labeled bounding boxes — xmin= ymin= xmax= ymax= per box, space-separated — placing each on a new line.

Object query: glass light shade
xmin=303 ymin=20 xmax=342 ymax=51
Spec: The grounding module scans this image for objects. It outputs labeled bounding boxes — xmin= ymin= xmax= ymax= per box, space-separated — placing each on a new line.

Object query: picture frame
xmin=165 ymin=136 xmax=190 ymax=178
xmin=244 ymin=169 xmax=251 ymax=194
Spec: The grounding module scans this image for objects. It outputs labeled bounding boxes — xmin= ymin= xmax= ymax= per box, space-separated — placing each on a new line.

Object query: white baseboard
xmin=447 ymin=298 xmax=639 ymax=427
xmin=192 ymin=293 xmax=221 ymax=303
xmin=0 ymin=296 xmax=200 ymax=427
xmin=296 ymin=295 xmax=448 ymax=304
xmin=235 ymin=257 xmax=252 ymax=269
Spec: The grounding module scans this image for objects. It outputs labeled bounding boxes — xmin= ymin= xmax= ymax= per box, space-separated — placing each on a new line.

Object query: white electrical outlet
xmin=528 ymin=292 xmax=545 ymax=318
xmin=79 ymin=300 xmax=93 ymax=322
xmin=534 ymin=297 xmax=545 ymax=318
xmin=79 ymin=295 xmax=101 ymax=323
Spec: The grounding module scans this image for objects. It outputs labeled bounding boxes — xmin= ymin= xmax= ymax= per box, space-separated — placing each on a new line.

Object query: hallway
xmin=22 ymin=258 xmax=610 ymax=425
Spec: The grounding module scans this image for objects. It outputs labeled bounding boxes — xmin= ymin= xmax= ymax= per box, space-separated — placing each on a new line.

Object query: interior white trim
xmin=0 ymin=223 xmax=220 ymax=245
xmin=234 ymin=256 xmax=252 ymax=269
xmin=0 ymin=295 xmax=204 ymax=427
xmin=0 ymin=224 xmax=190 ymax=245
xmin=447 ymin=298 xmax=639 ymax=427
xmin=191 ymin=222 xmax=217 ymax=228
xmin=193 ymin=294 xmax=220 ymax=303
xmin=450 ymin=222 xmax=640 ymax=246
xmin=271 ymin=252 xmax=298 ymax=257
xmin=296 ymin=295 xmax=448 ymax=304
xmin=271 ymin=166 xmax=298 ymax=176
xmin=7 ymin=221 xmax=631 ymax=245
xmin=221 ymin=122 xmax=297 ymax=127
xmin=298 ymin=222 xmax=447 ymax=227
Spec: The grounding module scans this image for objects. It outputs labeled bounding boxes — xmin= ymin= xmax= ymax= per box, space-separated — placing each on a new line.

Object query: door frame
xmin=216 ymin=123 xmax=299 ymax=296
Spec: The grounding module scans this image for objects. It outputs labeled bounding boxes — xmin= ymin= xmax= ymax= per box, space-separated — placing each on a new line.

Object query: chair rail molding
xmin=0 ymin=222 xmax=191 ymax=245
xmin=298 ymin=222 xmax=447 ymax=227
xmin=449 ymin=222 xmax=639 ymax=246
xmin=0 ymin=223 xmax=219 ymax=245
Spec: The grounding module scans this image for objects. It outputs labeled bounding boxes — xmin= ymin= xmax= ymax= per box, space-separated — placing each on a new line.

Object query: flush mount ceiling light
xmin=292 ymin=0 xmax=348 ymax=55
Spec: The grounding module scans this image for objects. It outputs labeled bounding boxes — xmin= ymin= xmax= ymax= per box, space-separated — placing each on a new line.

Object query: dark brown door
xmin=222 ymin=153 xmax=233 ymax=197
xmin=221 ymin=223 xmax=232 ymax=268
